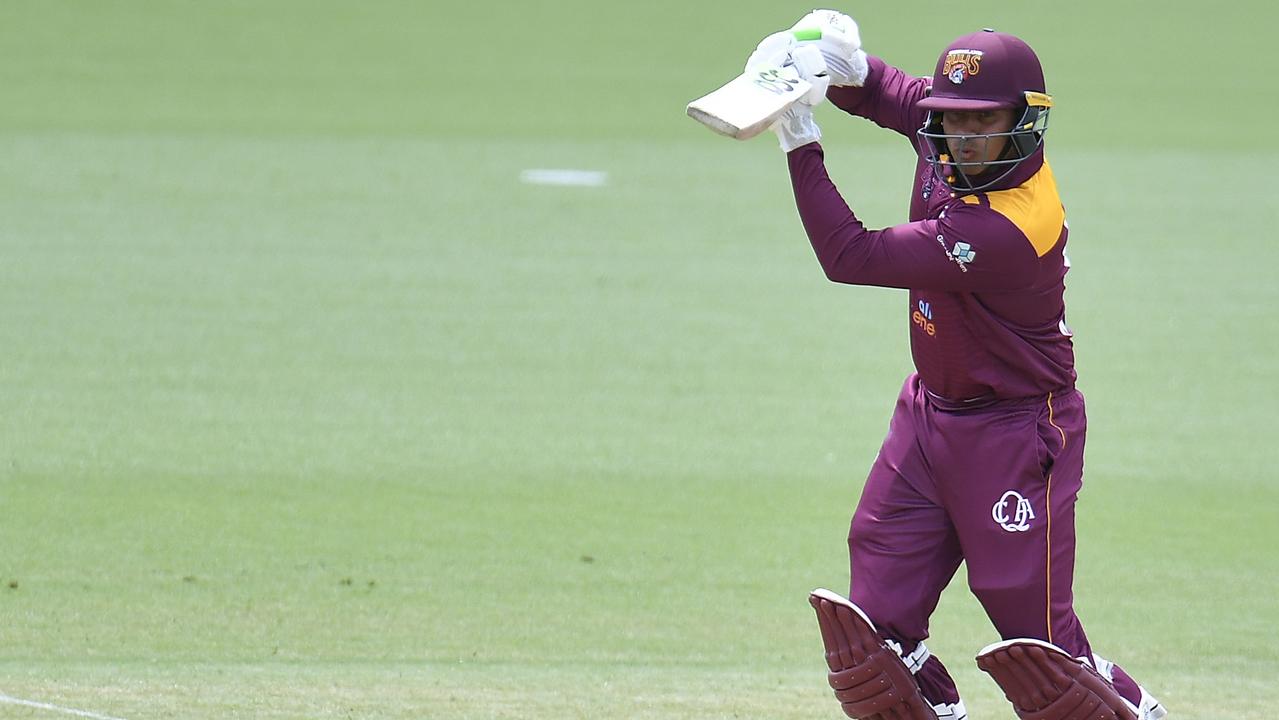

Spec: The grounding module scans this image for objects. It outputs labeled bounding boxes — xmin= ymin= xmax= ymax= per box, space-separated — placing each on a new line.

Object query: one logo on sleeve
xmin=992 ymin=490 xmax=1035 ymax=532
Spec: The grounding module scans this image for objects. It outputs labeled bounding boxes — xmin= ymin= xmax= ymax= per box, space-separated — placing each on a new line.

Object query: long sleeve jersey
xmin=790 ymin=56 xmax=1076 ymax=403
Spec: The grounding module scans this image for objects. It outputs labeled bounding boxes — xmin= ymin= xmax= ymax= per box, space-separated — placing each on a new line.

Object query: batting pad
xmin=976 ymin=638 xmax=1137 ymax=720
xmin=808 ymin=588 xmax=939 ymax=720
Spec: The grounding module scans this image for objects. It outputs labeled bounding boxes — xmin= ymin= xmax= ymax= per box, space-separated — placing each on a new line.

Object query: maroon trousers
xmin=848 ymin=374 xmax=1142 ymax=705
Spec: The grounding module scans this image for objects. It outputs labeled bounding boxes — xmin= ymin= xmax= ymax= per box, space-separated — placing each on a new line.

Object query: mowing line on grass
xmin=519 ymin=168 xmax=608 ymax=186
xmin=0 ymin=693 xmax=128 ymax=720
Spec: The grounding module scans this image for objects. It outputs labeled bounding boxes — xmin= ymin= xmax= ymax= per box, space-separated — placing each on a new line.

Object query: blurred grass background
xmin=0 ymin=1 xmax=1276 ymax=718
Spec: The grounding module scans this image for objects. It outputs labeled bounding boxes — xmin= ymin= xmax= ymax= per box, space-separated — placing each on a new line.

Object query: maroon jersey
xmin=788 ymin=56 xmax=1076 ymax=402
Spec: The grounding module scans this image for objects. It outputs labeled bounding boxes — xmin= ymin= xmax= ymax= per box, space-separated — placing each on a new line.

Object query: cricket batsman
xmin=742 ymin=11 xmax=1168 ymax=720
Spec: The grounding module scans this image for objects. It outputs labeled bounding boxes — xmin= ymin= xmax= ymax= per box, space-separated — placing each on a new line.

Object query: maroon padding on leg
xmin=809 ymin=593 xmax=937 ymax=720
xmin=976 ymin=641 xmax=1137 ymax=720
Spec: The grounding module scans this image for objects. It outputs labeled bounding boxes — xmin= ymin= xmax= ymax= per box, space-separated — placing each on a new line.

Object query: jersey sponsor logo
xmin=915 ymin=299 xmax=936 ymax=337
xmin=944 ymin=49 xmax=984 ymax=84
xmin=913 ymin=299 xmax=936 ymax=337
xmin=935 ymin=233 xmax=976 ymax=272
xmin=992 ymin=490 xmax=1035 ymax=532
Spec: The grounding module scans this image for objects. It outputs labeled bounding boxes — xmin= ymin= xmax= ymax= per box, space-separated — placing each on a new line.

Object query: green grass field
xmin=1 ymin=1 xmax=1276 ymax=718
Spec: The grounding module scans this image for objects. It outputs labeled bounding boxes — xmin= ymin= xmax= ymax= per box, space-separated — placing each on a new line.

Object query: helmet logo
xmin=943 ymin=49 xmax=984 ymax=84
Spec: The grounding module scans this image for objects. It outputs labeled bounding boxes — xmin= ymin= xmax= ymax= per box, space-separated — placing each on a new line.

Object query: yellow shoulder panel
xmin=958 ymin=161 xmax=1066 ymax=257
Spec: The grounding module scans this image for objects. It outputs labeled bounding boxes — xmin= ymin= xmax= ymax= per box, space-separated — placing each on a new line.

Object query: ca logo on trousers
xmin=992 ymin=490 xmax=1035 ymax=532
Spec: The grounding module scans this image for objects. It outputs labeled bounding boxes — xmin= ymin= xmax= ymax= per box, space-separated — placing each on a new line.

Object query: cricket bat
xmin=686 ymin=65 xmax=812 ymax=140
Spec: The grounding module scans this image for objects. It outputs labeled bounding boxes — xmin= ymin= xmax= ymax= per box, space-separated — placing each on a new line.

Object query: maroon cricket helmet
xmin=915 ymin=29 xmax=1054 ymax=192
xmin=917 ymin=29 xmax=1046 ymax=112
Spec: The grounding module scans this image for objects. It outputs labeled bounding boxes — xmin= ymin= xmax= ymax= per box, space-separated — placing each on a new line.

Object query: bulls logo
xmin=943 ymin=49 xmax=983 ymax=84
xmin=992 ymin=490 xmax=1035 ymax=532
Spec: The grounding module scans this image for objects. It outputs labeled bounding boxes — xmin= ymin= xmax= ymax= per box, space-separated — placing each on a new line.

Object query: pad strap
xmin=887 ymin=638 xmax=932 ymax=674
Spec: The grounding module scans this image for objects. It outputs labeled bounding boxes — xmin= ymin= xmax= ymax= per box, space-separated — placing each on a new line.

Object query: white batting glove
xmin=744 ymin=29 xmax=795 ymax=72
xmin=788 ymin=9 xmax=869 ymax=87
xmin=771 ymin=45 xmax=826 ymax=152
xmin=773 ymin=104 xmax=821 ymax=152
xmin=745 ymin=31 xmax=831 ymax=107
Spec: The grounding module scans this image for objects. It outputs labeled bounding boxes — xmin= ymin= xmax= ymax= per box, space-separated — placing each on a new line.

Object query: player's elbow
xmin=816 ymin=256 xmax=841 ymax=282
xmin=812 ymin=236 xmax=864 ymax=284
xmin=821 ymin=263 xmax=854 ymax=285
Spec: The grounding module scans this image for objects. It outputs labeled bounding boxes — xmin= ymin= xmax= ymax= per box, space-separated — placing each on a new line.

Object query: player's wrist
xmin=774 ymin=106 xmax=822 ymax=152
xmin=825 ymin=49 xmax=869 ymax=87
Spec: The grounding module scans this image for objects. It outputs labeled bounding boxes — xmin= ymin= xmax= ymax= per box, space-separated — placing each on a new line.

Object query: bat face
xmin=686 ymin=65 xmax=813 ymax=140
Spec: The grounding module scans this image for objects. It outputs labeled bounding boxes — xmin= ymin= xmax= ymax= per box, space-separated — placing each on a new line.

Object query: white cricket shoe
xmin=1134 ymin=687 xmax=1167 ymax=720
xmin=931 ymin=699 xmax=968 ymax=720
xmin=1090 ymin=654 xmax=1166 ymax=719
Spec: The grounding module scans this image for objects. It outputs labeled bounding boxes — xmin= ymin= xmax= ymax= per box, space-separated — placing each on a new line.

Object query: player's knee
xmin=847 ymin=521 xmax=930 ymax=638
xmin=969 ymin=575 xmax=1021 ymax=599
xmin=847 ymin=511 xmax=887 ymax=557
xmin=851 ymin=596 xmax=927 ymax=641
xmin=845 ymin=586 xmax=928 ymax=642
xmin=968 ymin=575 xmax=1046 ymax=636
xmin=968 ymin=571 xmax=1038 ymax=601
